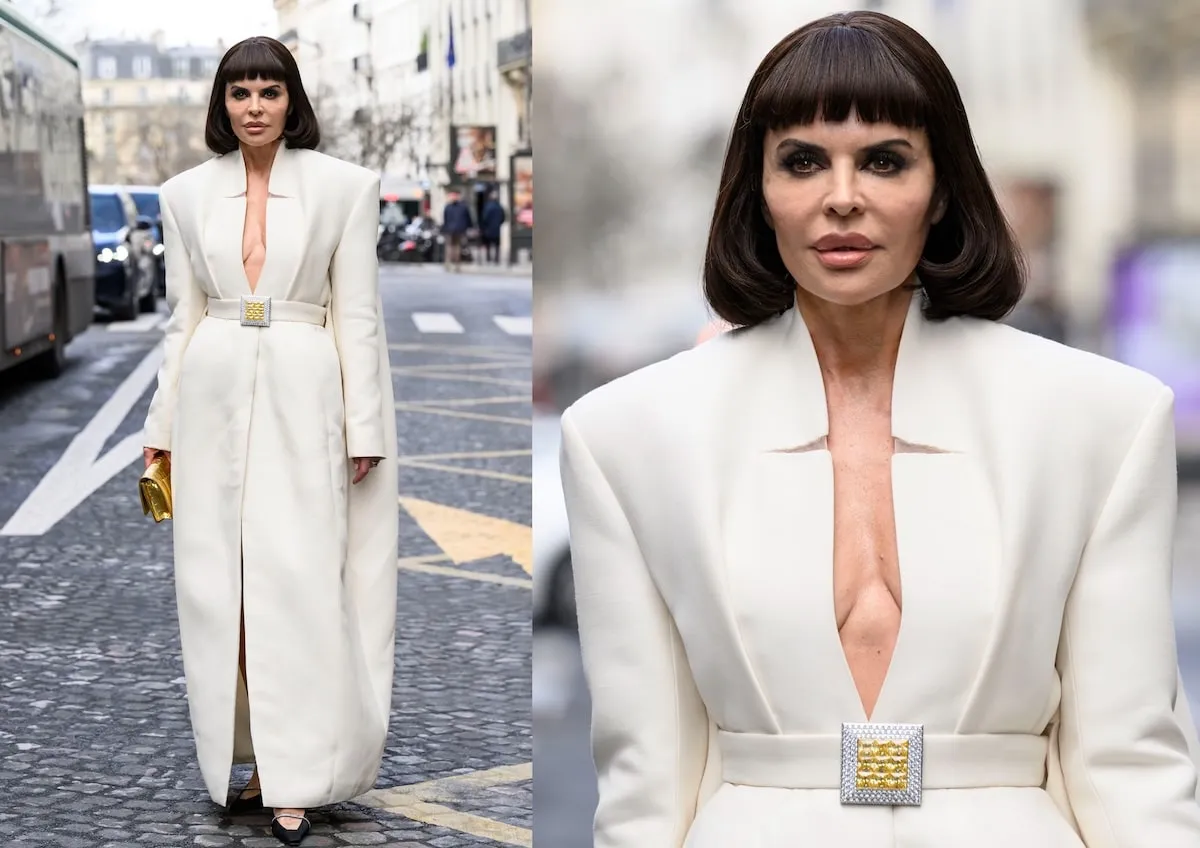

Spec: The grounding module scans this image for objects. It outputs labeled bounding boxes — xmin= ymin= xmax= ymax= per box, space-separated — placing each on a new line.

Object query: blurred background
xmin=531 ymin=1 xmax=1200 ymax=844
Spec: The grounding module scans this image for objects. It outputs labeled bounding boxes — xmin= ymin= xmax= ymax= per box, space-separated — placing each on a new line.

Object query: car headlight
xmin=97 ymin=247 xmax=115 ymax=263
xmin=115 ymin=245 xmax=129 ymax=262
xmin=152 ymin=243 xmax=165 ymax=256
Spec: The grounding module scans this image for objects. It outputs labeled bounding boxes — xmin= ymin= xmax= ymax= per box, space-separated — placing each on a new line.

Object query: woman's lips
xmin=814 ymin=247 xmax=876 ymax=269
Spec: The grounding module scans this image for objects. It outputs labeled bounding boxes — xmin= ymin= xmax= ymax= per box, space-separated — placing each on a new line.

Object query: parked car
xmin=123 ymin=185 xmax=165 ymax=295
xmin=89 ymin=185 xmax=156 ymax=319
xmin=533 ymin=409 xmax=576 ymax=628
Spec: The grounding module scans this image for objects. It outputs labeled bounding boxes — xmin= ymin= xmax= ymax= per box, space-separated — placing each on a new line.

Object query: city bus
xmin=0 ymin=4 xmax=93 ymax=379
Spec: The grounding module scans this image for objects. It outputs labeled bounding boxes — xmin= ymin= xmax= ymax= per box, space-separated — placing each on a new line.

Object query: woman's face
xmin=225 ymin=77 xmax=289 ymax=149
xmin=761 ymin=114 xmax=946 ymax=308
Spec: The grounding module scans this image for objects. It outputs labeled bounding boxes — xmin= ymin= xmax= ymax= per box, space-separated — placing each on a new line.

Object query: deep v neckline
xmin=826 ymin=446 xmax=907 ymax=724
xmin=241 ymin=190 xmax=270 ymax=296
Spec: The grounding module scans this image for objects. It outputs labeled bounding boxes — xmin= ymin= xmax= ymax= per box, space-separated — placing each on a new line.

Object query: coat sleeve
xmin=330 ymin=174 xmax=385 ymax=459
xmin=1057 ymin=386 xmax=1200 ymax=844
xmin=143 ymin=189 xmax=207 ymax=451
xmin=559 ymin=408 xmax=710 ymax=848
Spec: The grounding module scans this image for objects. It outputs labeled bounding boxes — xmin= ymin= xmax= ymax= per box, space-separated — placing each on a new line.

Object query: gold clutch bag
xmin=139 ymin=454 xmax=173 ymax=522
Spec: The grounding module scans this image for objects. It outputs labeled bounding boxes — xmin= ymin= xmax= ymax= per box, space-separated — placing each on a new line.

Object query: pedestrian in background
xmin=480 ymin=191 xmax=507 ymax=264
xmin=141 ymin=35 xmax=398 ymax=847
xmin=442 ymin=189 xmax=473 ymax=273
xmin=560 ymin=11 xmax=1200 ymax=847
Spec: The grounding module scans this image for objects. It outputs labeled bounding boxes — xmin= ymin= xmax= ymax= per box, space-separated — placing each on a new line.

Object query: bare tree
xmin=345 ymin=100 xmax=425 ymax=177
xmin=140 ymin=103 xmax=208 ymax=183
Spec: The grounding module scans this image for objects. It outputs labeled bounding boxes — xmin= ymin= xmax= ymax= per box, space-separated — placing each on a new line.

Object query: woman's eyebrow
xmin=775 ymin=138 xmax=916 ymax=153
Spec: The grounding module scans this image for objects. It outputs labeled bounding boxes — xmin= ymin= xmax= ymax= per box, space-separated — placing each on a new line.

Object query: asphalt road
xmin=0 ymin=263 xmax=532 ymax=847
xmin=533 ymin=483 xmax=1200 ymax=848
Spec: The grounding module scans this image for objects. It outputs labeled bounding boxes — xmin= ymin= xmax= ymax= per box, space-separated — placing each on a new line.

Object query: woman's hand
xmin=143 ymin=447 xmax=169 ymax=469
xmin=352 ymin=456 xmax=383 ymax=485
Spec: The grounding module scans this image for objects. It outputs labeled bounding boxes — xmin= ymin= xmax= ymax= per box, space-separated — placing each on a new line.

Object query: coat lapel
xmin=201 ymin=144 xmax=306 ymax=299
xmin=716 ymin=287 xmax=990 ymax=728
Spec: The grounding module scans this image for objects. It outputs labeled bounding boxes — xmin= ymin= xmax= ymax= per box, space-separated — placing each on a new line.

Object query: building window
xmin=139 ymin=86 xmax=148 ymax=102
xmin=133 ymin=55 xmax=153 ymax=78
xmin=174 ymin=57 xmax=190 ymax=78
xmin=97 ymin=56 xmax=117 ymax=79
xmin=204 ymin=58 xmax=218 ymax=75
xmin=102 ymin=86 xmax=112 ymax=103
xmin=177 ymin=86 xmax=188 ymax=102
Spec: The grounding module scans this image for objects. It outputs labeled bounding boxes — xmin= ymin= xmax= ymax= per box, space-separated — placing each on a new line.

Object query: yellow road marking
xmin=357 ymin=763 xmax=533 ymax=847
xmin=395 ymin=403 xmax=531 ymax=425
xmin=405 ymin=396 xmax=529 ymax=408
xmin=399 ymin=459 xmax=531 ymax=484
xmin=400 ymin=497 xmax=532 ymax=574
xmin=400 ymin=361 xmax=531 ymax=373
xmin=401 ymin=449 xmax=531 ymax=461
xmin=398 ymin=558 xmax=532 ymax=588
xmin=392 ymin=369 xmax=529 ymax=388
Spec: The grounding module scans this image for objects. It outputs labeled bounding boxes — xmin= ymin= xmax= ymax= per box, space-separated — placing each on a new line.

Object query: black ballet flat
xmin=226 ymin=783 xmax=264 ymax=814
xmin=271 ymin=813 xmax=311 ymax=846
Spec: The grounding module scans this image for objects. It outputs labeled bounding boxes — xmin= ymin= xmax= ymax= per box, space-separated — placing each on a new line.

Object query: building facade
xmin=76 ymin=34 xmax=221 ymax=185
xmin=274 ymin=0 xmax=531 ymax=261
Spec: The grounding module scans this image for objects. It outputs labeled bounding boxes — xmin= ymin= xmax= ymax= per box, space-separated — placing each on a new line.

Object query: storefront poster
xmin=451 ymin=125 xmax=497 ymax=180
xmin=512 ymin=152 xmax=533 ymax=234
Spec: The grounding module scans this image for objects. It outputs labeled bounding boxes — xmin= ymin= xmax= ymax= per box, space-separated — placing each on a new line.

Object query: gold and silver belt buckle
xmin=840 ymin=722 xmax=924 ymax=806
xmin=239 ymin=295 xmax=271 ymax=327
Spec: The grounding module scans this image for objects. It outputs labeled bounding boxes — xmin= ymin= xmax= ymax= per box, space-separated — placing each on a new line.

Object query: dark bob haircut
xmin=205 ymin=36 xmax=320 ymax=155
xmin=703 ymin=11 xmax=1025 ymax=328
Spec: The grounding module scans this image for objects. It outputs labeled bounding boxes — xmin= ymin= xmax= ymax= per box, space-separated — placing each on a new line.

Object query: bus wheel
xmin=31 ymin=268 xmax=68 ymax=380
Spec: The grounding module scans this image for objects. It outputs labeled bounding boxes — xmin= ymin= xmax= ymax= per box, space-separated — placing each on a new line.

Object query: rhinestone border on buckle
xmin=239 ymin=295 xmax=271 ymax=327
xmin=840 ymin=722 xmax=924 ymax=806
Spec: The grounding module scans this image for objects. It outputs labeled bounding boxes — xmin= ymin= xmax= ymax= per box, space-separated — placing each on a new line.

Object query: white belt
xmin=719 ymin=725 xmax=1048 ymax=807
xmin=206 ymin=295 xmax=327 ymax=327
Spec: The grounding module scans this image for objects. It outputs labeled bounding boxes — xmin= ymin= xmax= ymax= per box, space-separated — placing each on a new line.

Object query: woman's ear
xmin=930 ymin=188 xmax=949 ymax=225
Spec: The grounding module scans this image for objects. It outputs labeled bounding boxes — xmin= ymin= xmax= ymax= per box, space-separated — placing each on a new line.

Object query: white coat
xmin=559 ymin=292 xmax=1200 ymax=847
xmin=142 ymin=144 xmax=398 ymax=809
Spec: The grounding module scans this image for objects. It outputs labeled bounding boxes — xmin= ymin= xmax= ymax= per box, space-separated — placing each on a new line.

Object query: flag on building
xmin=447 ymin=10 xmax=456 ymax=68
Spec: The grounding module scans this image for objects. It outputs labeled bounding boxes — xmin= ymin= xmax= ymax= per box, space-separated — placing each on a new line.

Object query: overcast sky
xmin=8 ymin=0 xmax=278 ymax=48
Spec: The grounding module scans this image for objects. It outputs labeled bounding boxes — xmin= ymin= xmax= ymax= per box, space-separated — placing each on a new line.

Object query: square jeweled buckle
xmin=840 ymin=722 xmax=924 ymax=806
xmin=240 ymin=295 xmax=271 ymax=327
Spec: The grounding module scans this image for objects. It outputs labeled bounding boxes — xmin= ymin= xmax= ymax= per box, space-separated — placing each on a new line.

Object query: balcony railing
xmin=497 ymin=29 xmax=531 ymax=73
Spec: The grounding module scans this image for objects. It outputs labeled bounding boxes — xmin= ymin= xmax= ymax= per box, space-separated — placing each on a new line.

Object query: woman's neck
xmin=241 ymin=141 xmax=281 ymax=180
xmin=796 ymin=283 xmax=913 ymax=389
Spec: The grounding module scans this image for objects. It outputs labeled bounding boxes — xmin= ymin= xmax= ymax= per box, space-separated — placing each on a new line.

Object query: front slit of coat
xmin=230 ymin=331 xmax=264 ymax=783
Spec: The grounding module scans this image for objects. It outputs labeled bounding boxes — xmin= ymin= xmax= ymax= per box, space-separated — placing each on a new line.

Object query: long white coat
xmin=142 ymin=145 xmax=399 ymax=809
xmin=560 ymin=292 xmax=1200 ymax=847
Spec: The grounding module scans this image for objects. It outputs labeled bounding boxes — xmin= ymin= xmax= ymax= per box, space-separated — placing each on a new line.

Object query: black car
xmin=89 ymin=185 xmax=156 ymax=319
xmin=124 ymin=185 xmax=165 ymax=296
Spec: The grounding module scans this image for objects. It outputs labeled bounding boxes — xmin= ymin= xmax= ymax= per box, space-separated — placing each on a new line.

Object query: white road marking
xmin=412 ymin=312 xmax=465 ymax=334
xmin=1 ymin=345 xmax=165 ymax=536
xmin=493 ymin=316 xmax=531 ymax=336
xmin=106 ymin=313 xmax=164 ymax=333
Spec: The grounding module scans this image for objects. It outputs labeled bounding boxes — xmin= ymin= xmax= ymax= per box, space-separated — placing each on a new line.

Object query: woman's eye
xmin=786 ymin=154 xmax=819 ymax=173
xmin=868 ymin=153 xmax=904 ymax=173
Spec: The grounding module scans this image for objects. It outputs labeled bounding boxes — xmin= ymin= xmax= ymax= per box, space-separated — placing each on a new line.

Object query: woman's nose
xmin=824 ymin=166 xmax=864 ymax=217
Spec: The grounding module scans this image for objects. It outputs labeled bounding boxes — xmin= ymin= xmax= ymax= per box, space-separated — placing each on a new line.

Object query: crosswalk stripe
xmin=412 ymin=312 xmax=465 ymax=334
xmin=493 ymin=316 xmax=532 ymax=336
xmin=106 ymin=313 xmax=165 ymax=332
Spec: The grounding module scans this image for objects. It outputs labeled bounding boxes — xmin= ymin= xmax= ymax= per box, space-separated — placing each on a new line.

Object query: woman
xmin=559 ymin=12 xmax=1200 ymax=847
xmin=141 ymin=37 xmax=398 ymax=847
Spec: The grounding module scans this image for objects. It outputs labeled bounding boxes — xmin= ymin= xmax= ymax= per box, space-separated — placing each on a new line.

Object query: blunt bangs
xmin=217 ymin=37 xmax=288 ymax=86
xmin=750 ymin=24 xmax=928 ymax=132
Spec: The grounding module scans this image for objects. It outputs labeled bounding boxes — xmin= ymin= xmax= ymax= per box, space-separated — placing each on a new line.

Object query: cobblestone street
xmin=0 ymin=267 xmax=532 ymax=847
